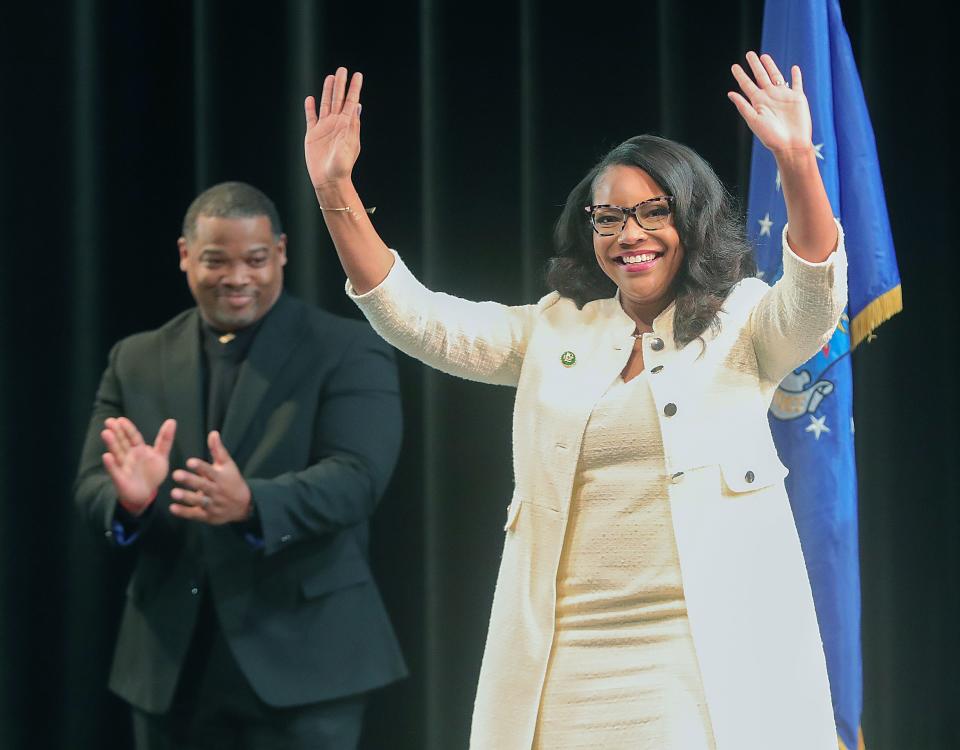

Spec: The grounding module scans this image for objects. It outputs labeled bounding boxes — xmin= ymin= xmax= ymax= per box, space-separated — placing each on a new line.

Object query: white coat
xmin=349 ymin=224 xmax=848 ymax=750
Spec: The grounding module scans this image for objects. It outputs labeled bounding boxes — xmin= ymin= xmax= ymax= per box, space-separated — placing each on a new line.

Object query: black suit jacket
xmin=74 ymin=293 xmax=407 ymax=713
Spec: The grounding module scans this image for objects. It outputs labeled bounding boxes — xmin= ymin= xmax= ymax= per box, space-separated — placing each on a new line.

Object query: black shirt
xmin=200 ymin=317 xmax=263 ymax=435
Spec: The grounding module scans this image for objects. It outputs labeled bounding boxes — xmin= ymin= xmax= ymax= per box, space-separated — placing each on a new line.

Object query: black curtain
xmin=1 ymin=1 xmax=956 ymax=748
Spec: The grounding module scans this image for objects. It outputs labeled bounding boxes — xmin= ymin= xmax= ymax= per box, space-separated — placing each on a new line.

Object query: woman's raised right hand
xmin=304 ymin=68 xmax=363 ymax=189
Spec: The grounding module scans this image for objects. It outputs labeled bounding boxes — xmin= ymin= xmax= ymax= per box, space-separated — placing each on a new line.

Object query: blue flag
xmin=746 ymin=2 xmax=902 ymax=748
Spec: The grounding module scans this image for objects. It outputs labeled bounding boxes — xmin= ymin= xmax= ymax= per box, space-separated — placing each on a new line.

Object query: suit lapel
xmin=161 ymin=311 xmax=205 ymax=465
xmin=540 ymin=295 xmax=637 ymax=434
xmin=521 ymin=296 xmax=636 ymax=514
xmin=220 ymin=294 xmax=306 ymax=461
xmin=567 ymin=296 xmax=638 ymax=420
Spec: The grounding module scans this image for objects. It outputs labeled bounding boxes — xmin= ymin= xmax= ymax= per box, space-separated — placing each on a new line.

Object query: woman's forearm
xmin=314 ymin=178 xmax=395 ymax=294
xmin=776 ymin=146 xmax=838 ymax=263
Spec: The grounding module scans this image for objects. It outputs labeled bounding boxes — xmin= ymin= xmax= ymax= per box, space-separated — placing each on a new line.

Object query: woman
xmin=303 ymin=52 xmax=845 ymax=750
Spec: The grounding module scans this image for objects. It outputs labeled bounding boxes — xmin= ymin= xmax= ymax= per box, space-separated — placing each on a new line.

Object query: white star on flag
xmin=805 ymin=414 xmax=831 ymax=440
xmin=813 ymin=143 xmax=824 ymax=160
xmin=758 ymin=213 xmax=773 ymax=237
xmin=775 ymin=170 xmax=781 ymax=191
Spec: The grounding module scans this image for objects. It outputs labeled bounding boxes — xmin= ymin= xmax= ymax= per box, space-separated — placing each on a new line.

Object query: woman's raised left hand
xmin=728 ymin=51 xmax=813 ymax=156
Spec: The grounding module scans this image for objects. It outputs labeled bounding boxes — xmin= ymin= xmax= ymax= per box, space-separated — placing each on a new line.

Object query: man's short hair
xmin=182 ymin=181 xmax=283 ymax=240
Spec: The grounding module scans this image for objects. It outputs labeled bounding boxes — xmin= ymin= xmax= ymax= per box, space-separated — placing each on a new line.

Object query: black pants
xmin=132 ymin=593 xmax=365 ymax=750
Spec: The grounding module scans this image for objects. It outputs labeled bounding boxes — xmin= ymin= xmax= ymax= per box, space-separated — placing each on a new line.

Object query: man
xmin=74 ymin=181 xmax=406 ymax=749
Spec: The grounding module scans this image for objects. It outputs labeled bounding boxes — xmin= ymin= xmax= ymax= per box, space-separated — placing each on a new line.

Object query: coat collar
xmin=219 ymin=293 xmax=305 ymax=460
xmin=606 ymin=289 xmax=677 ymax=344
xmin=161 ymin=313 xmax=205 ymax=467
xmin=160 ymin=292 xmax=306 ymax=465
xmin=547 ymin=294 xmax=647 ymax=436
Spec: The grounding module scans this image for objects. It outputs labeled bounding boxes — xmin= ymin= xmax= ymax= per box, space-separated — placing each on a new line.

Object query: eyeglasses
xmin=584 ymin=195 xmax=675 ymax=236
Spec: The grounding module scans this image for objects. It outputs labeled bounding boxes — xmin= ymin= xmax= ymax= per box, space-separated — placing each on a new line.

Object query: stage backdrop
xmin=0 ymin=1 xmax=956 ymax=748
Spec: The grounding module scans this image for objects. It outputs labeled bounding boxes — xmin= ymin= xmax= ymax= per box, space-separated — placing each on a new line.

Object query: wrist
xmin=118 ymin=488 xmax=157 ymax=518
xmin=239 ymin=481 xmax=255 ymax=521
xmin=772 ymin=144 xmax=818 ymax=171
xmin=314 ymin=178 xmax=355 ymax=201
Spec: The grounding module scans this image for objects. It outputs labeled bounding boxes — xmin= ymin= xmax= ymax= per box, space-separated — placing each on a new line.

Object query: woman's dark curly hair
xmin=547 ymin=134 xmax=756 ymax=348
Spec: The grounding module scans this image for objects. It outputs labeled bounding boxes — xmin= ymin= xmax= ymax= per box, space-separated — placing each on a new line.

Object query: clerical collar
xmin=200 ymin=316 xmax=265 ymax=359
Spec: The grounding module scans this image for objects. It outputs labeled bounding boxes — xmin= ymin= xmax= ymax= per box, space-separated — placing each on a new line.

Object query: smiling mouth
xmin=221 ymin=294 xmax=256 ymax=306
xmin=615 ymin=251 xmax=662 ymax=266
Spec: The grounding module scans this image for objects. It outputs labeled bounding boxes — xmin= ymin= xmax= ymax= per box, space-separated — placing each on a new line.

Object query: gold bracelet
xmin=318 ymin=205 xmax=377 ymax=215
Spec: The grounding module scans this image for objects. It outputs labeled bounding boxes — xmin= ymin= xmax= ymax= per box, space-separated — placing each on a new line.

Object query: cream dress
xmin=533 ymin=370 xmax=716 ymax=749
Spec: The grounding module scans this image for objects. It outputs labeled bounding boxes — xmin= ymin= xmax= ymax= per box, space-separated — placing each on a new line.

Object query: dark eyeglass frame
xmin=584 ymin=195 xmax=675 ymax=236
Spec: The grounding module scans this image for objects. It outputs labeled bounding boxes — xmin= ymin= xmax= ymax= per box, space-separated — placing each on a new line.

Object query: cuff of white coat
xmin=780 ymin=218 xmax=848 ymax=300
xmin=345 ymin=249 xmax=425 ymax=325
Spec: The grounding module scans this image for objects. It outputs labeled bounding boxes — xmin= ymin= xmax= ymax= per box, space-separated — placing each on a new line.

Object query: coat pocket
xmin=719 ymin=453 xmax=789 ymax=494
xmin=300 ymin=556 xmax=372 ymax=599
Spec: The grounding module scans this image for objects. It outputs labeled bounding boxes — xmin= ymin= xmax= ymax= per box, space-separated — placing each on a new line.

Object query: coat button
xmin=650 ymin=337 xmax=664 ymax=351
xmin=104 ymin=529 xmax=114 ymax=539
xmin=663 ymin=403 xmax=677 ymax=417
xmin=651 ymin=365 xmax=663 ymax=374
xmin=745 ymin=470 xmax=756 ymax=484
xmin=280 ymin=534 xmax=292 ymax=543
xmin=190 ymin=585 xmax=199 ymax=596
